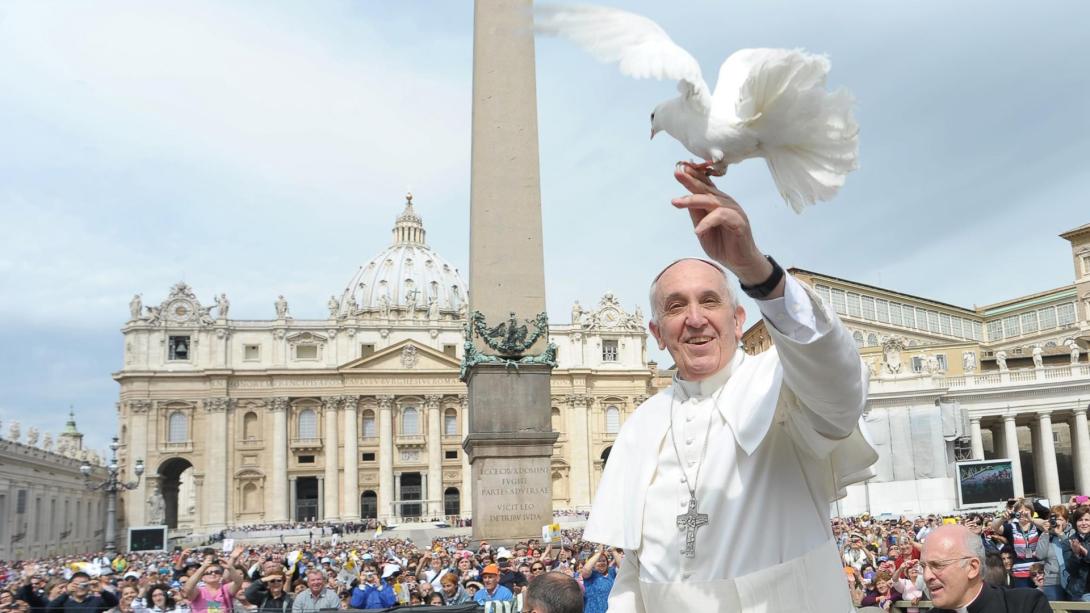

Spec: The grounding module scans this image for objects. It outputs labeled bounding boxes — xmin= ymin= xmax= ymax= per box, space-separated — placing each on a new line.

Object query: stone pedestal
xmin=464 ymin=364 xmax=558 ymax=541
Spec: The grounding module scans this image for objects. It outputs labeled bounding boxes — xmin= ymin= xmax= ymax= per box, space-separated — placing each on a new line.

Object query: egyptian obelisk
xmin=464 ymin=0 xmax=558 ymax=542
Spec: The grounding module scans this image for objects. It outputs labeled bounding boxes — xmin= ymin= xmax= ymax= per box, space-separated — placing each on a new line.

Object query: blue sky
xmin=1 ymin=0 xmax=1087 ymax=453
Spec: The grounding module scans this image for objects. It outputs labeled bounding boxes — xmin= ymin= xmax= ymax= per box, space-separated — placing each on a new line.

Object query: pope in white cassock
xmin=583 ymin=165 xmax=879 ymax=612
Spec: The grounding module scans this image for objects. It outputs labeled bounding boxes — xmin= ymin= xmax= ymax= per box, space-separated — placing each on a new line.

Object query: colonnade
xmin=969 ymin=406 xmax=1090 ymax=503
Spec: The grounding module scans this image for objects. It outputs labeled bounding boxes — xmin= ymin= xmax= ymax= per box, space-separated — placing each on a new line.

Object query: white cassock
xmin=584 ymin=275 xmax=879 ymax=612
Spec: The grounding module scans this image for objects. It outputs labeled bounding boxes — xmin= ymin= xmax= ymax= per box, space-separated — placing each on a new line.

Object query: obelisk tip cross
xmin=676 ymin=497 xmax=709 ymax=558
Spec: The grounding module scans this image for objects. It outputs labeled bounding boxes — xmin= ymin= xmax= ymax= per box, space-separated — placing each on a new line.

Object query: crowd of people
xmin=838 ymin=496 xmax=1090 ymax=609
xmin=7 ymin=497 xmax=1090 ymax=613
xmin=0 ymin=528 xmax=607 ymax=613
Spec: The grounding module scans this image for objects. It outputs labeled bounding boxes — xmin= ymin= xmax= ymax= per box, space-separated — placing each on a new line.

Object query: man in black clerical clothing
xmin=923 ymin=525 xmax=1049 ymax=612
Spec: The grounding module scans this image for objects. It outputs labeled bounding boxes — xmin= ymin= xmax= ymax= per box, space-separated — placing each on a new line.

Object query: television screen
xmin=956 ymin=460 xmax=1015 ymax=508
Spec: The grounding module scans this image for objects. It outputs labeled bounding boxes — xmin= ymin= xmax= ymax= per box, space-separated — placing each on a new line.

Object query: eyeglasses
xmin=922 ymin=557 xmax=974 ymax=574
xmin=204 ymin=570 xmax=223 ymax=576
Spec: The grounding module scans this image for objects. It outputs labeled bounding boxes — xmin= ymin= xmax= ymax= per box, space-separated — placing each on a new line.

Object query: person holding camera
xmin=45 ymin=572 xmax=118 ymax=613
xmin=347 ymin=565 xmax=394 ymax=610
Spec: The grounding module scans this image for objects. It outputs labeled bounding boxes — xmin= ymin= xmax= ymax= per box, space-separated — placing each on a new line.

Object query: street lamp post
xmin=81 ymin=436 xmax=144 ymax=553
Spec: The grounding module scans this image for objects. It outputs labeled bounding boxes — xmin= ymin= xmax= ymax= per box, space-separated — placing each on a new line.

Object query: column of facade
xmin=1073 ymin=406 xmax=1090 ymax=495
xmin=316 ymin=476 xmax=324 ymax=521
xmin=321 ymin=397 xmax=340 ymax=520
xmin=567 ymin=395 xmax=592 ymax=508
xmin=288 ymin=475 xmax=297 ymax=522
xmin=269 ymin=398 xmax=290 ymax=522
xmin=342 ymin=396 xmax=360 ymax=521
xmin=460 ymin=396 xmax=472 ymax=518
xmin=1037 ymin=411 xmax=1062 ymax=503
xmin=969 ymin=417 xmax=984 ymax=460
xmin=204 ymin=398 xmax=230 ymax=528
xmin=377 ymin=395 xmax=394 ymax=522
xmin=991 ymin=425 xmax=1005 ymax=460
xmin=127 ymin=400 xmax=152 ymax=526
xmin=425 ymin=395 xmax=443 ymax=517
xmin=1003 ymin=415 xmax=1025 ymax=498
xmin=1029 ymin=421 xmax=1044 ymax=496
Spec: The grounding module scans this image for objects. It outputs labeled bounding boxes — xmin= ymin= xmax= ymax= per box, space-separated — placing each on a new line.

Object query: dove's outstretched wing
xmin=535 ymin=4 xmax=710 ymax=107
xmin=711 ymin=48 xmax=859 ymax=212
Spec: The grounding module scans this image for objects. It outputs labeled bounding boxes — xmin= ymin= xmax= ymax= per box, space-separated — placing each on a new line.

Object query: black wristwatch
xmin=739 ymin=255 xmax=785 ymax=300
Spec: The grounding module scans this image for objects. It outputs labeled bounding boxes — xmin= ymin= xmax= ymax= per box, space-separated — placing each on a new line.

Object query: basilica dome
xmin=337 ymin=194 xmax=466 ymax=319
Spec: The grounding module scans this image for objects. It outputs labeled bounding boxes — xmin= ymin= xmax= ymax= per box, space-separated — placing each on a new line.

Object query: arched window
xmin=168 ymin=412 xmax=188 ymax=442
xmin=242 ymin=412 xmax=258 ymax=440
xmin=242 ymin=483 xmax=259 ymax=512
xmin=867 ymin=333 xmax=879 ymax=347
xmin=551 ymin=408 xmax=561 ymax=433
xmin=402 ymin=407 xmax=420 ymax=435
xmin=361 ymin=410 xmax=377 ymax=438
xmin=605 ymin=406 xmax=620 ymax=434
xmin=852 ymin=331 xmax=865 ymax=348
xmin=361 ymin=491 xmax=378 ymax=519
xmin=298 ymin=409 xmax=317 ymax=439
xmin=443 ymin=409 xmax=458 ymax=435
xmin=444 ymin=487 xmax=460 ymax=516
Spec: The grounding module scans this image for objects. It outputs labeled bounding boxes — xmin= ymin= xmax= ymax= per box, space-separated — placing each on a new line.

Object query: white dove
xmin=534 ymin=4 xmax=860 ymax=212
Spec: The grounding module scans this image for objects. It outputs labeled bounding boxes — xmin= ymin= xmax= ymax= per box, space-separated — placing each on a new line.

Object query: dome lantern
xmin=393 ymin=192 xmax=426 ymax=246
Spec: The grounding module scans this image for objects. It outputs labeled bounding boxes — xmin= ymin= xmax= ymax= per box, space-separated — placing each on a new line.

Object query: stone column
xmin=1073 ymin=407 xmax=1090 ymax=495
xmin=288 ymin=476 xmax=297 ymax=522
xmin=127 ymin=400 xmax=152 ymax=526
xmin=316 ymin=476 xmax=324 ymax=521
xmin=342 ymin=396 xmax=360 ymax=521
xmin=1029 ymin=421 xmax=1044 ymax=496
xmin=321 ymin=397 xmax=340 ymax=520
xmin=991 ymin=424 xmax=1005 ymax=460
xmin=269 ymin=398 xmax=289 ymax=522
xmin=460 ymin=396 xmax=472 ymax=517
xmin=566 ymin=395 xmax=592 ymax=508
xmin=426 ymin=395 xmax=443 ymax=517
xmin=1038 ymin=411 xmax=1062 ymax=503
xmin=204 ymin=398 xmax=230 ymax=529
xmin=377 ymin=395 xmax=394 ymax=522
xmin=1003 ymin=415 xmax=1025 ymax=498
xmin=969 ymin=417 xmax=984 ymax=460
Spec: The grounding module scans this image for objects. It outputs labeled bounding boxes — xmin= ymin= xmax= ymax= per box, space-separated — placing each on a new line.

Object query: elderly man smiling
xmin=923 ymin=524 xmax=1049 ymax=612
xmin=583 ymin=165 xmax=878 ymax=612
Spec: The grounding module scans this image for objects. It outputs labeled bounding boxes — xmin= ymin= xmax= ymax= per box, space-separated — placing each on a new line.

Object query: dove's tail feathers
xmin=721 ymin=48 xmax=859 ymax=212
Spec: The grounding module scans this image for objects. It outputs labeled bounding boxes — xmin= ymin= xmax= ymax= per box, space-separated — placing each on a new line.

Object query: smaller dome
xmin=337 ymin=194 xmax=467 ymax=318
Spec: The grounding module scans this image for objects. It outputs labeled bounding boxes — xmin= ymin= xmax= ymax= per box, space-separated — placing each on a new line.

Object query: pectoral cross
xmin=676 ymin=495 xmax=709 ymax=558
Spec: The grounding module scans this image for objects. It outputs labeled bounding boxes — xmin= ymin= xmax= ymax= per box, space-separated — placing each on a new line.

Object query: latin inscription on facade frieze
xmin=229 ymin=379 xmax=271 ymax=389
xmin=272 ymin=378 xmax=344 ymax=388
xmin=346 ymin=377 xmax=461 ymax=387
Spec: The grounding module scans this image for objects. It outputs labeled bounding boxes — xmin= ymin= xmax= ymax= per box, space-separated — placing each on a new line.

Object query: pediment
xmin=339 ymin=339 xmax=461 ymax=372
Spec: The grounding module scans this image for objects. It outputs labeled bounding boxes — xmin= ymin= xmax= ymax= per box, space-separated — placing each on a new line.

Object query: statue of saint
xmin=1032 ymin=345 xmax=1044 ymax=369
xmin=26 ymin=427 xmax=39 ymax=447
xmin=129 ymin=294 xmax=143 ymax=320
xmin=962 ymin=351 xmax=976 ymax=373
xmin=7 ymin=421 xmax=20 ymax=443
xmin=328 ymin=295 xmax=340 ymax=318
xmin=571 ymin=300 xmax=584 ymax=326
xmin=275 ymin=295 xmax=290 ymax=319
xmin=216 ymin=293 xmax=230 ymax=319
xmin=379 ymin=294 xmax=391 ymax=318
xmin=1072 ymin=343 xmax=1082 ymax=365
xmin=996 ymin=350 xmax=1008 ymax=372
xmin=428 ymin=296 xmax=440 ymax=320
xmin=42 ymin=433 xmax=53 ymax=452
xmin=405 ymin=289 xmax=419 ymax=318
xmin=147 ymin=486 xmax=166 ymax=525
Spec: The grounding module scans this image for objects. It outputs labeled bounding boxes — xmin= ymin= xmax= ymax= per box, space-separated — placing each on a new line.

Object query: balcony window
xmin=402 ymin=407 xmax=420 ymax=435
xmin=168 ymin=412 xmax=188 ymax=442
xmin=605 ymin=406 xmax=620 ymax=434
xmin=298 ymin=409 xmax=317 ymax=439
xmin=602 ymin=340 xmax=618 ymax=362
xmin=443 ymin=409 xmax=458 ymax=435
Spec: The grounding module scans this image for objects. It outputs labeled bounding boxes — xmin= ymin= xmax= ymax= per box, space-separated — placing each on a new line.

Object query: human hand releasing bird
xmin=534 ymin=4 xmax=860 ymax=212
